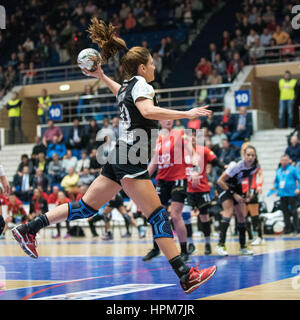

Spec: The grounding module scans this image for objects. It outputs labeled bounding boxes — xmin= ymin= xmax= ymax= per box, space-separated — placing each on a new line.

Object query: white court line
xmin=32 ymin=283 xmax=175 ymax=300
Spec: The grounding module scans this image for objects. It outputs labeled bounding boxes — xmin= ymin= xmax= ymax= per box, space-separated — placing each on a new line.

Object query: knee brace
xmin=148 ymin=206 xmax=173 ymax=239
xmin=67 ymin=199 xmax=98 ymax=221
xmin=0 ymin=215 xmax=4 ymax=235
xmin=182 ymin=210 xmax=191 ymax=224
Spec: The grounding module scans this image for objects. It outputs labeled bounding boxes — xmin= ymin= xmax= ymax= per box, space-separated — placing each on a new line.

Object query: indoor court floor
xmin=0 ymin=229 xmax=300 ymax=300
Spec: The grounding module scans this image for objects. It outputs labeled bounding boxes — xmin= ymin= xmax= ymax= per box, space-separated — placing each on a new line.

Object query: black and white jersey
xmin=225 ymin=160 xmax=259 ymax=190
xmin=116 ymin=76 xmax=159 ymax=163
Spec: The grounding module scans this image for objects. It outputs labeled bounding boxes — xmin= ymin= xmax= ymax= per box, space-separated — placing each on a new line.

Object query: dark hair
xmin=243 ymin=145 xmax=259 ymax=168
xmin=88 ymin=18 xmax=151 ymax=79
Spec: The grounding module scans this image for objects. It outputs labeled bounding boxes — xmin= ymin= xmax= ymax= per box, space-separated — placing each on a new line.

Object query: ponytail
xmin=87 ymin=18 xmax=127 ymax=63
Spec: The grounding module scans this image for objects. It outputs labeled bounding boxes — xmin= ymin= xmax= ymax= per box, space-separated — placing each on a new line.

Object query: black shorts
xmin=245 ymin=189 xmax=259 ymax=204
xmin=156 ymin=179 xmax=187 ymax=206
xmin=187 ymin=192 xmax=211 ymax=214
xmin=108 ymin=194 xmax=124 ymax=208
xmin=218 ymin=185 xmax=243 ymax=206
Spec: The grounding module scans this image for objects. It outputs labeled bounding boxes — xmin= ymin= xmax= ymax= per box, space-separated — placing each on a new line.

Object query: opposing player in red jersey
xmin=186 ymin=129 xmax=224 ymax=255
xmin=143 ymin=120 xmax=190 ymax=262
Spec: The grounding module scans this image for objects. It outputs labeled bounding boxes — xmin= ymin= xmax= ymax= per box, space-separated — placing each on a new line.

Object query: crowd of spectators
xmin=193 ymin=0 xmax=300 ymax=108
xmin=0 ymin=0 xmax=217 ymax=100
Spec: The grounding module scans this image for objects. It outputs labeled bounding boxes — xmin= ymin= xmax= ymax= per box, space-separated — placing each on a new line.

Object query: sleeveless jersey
xmin=116 ymin=76 xmax=158 ymax=164
xmin=225 ymin=160 xmax=260 ymax=191
xmin=155 ymin=129 xmax=187 ymax=181
xmin=186 ymin=146 xmax=216 ymax=193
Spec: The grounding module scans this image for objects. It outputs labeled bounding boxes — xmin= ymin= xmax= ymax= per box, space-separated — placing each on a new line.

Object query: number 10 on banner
xmin=49 ymin=104 xmax=63 ymax=121
xmin=234 ymin=90 xmax=250 ymax=107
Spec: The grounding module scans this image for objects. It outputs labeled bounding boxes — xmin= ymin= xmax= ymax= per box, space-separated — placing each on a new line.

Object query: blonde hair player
xmin=11 ymin=19 xmax=217 ymax=294
xmin=216 ymin=145 xmax=260 ymax=256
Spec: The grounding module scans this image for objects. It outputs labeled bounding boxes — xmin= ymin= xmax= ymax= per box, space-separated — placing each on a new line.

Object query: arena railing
xmin=248 ymin=43 xmax=300 ymax=65
xmin=49 ymin=82 xmax=251 ymax=123
xmin=19 ymin=64 xmax=115 ymax=85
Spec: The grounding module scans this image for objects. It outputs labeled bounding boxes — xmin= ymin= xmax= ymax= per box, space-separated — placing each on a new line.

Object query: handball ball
xmin=77 ymin=48 xmax=101 ymax=72
xmin=273 ymin=221 xmax=284 ymax=235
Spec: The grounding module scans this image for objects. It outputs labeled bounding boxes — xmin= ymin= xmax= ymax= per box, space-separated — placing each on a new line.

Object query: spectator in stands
xmin=285 ymin=136 xmax=300 ymax=170
xmin=220 ymin=107 xmax=234 ymax=137
xmin=24 ymin=62 xmax=37 ymax=85
xmin=281 ymin=15 xmax=292 ymax=36
xmin=78 ymin=167 xmax=95 ymax=187
xmin=262 ymin=5 xmax=275 ymax=24
xmin=139 ymin=10 xmax=156 ymax=29
xmin=125 ymin=12 xmax=137 ymax=32
xmin=174 ymin=120 xmax=185 ymax=130
xmin=249 ymin=38 xmax=265 ymax=63
xmin=246 ymin=28 xmax=260 ymax=49
xmin=267 ymin=16 xmax=278 ymax=33
xmin=119 ymin=2 xmax=131 ymax=21
xmin=23 ymin=37 xmax=35 ymax=53
xmin=52 ymin=191 xmax=71 ymax=239
xmin=31 ymin=136 xmax=47 ymax=160
xmin=62 ymin=149 xmax=78 ymax=172
xmin=208 ymin=43 xmax=218 ymax=63
xmin=2 ymin=193 xmax=27 ymax=238
xmin=29 ymin=188 xmax=48 ymax=220
xmin=207 ymin=68 xmax=222 ymax=86
xmin=201 ymin=111 xmax=218 ymax=136
xmin=42 ymin=120 xmax=63 ymax=147
xmin=76 ymin=150 xmax=90 ymax=175
xmin=77 ymin=84 xmax=96 ymax=121
xmin=66 ymin=118 xmax=85 ymax=150
xmin=46 ymin=135 xmax=67 ymax=159
xmin=4 ymin=65 xmax=16 ymax=90
xmin=32 ymin=168 xmax=50 ymax=192
xmin=260 ymin=27 xmax=272 ymax=47
xmin=89 ymin=148 xmax=102 ymax=177
xmin=227 ymin=52 xmax=244 ymax=82
xmin=152 ymin=51 xmax=162 ymax=85
xmin=48 ymin=153 xmax=65 ymax=188
xmin=221 ymin=30 xmax=231 ymax=48
xmin=47 ymin=185 xmax=60 ymax=204
xmin=61 ymin=166 xmax=80 ymax=201
xmin=253 ymin=16 xmax=266 ymax=35
xmin=273 ymin=25 xmax=290 ymax=46
xmin=248 ymin=6 xmax=259 ymax=25
xmin=7 ymin=52 xmax=19 ymax=70
xmin=12 ymin=166 xmax=33 ymax=203
xmin=278 ymin=70 xmax=298 ymax=128
xmin=217 ymin=138 xmax=237 ymax=166
xmin=16 ymin=154 xmax=34 ymax=177
xmin=273 ymin=154 xmax=300 ymax=234
xmin=195 ymin=57 xmax=211 ymax=78
xmin=211 ymin=126 xmax=227 ymax=149
xmin=230 ymin=106 xmax=253 ymax=141
xmin=239 ymin=16 xmax=250 ymax=37
xmin=281 ymin=38 xmax=296 ymax=61
xmin=97 ymin=135 xmax=116 ymax=166
xmin=213 ymin=53 xmax=227 ymax=80
xmin=86 ymin=118 xmax=100 ymax=152
xmin=34 ymin=152 xmax=48 ymax=174
xmin=37 ymin=88 xmax=52 ymax=124
xmin=111 ymin=117 xmax=120 ymax=140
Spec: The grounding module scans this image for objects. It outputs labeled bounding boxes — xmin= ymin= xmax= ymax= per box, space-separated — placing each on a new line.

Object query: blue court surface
xmin=1 ymin=243 xmax=300 ymax=300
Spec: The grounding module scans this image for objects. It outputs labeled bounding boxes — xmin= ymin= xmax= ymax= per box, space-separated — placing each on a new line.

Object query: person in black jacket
xmin=66 ymin=118 xmax=85 ymax=150
xmin=230 ymin=107 xmax=253 ymax=141
xmin=32 ymin=168 xmax=49 ymax=193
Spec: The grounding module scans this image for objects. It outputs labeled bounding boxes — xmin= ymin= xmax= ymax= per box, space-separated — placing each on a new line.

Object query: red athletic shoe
xmin=12 ymin=225 xmax=38 ymax=259
xmin=180 ymin=265 xmax=217 ymax=294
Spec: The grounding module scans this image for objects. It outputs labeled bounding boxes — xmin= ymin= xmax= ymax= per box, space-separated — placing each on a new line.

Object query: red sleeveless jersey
xmin=155 ymin=129 xmax=188 ymax=181
xmin=186 ymin=146 xmax=216 ymax=193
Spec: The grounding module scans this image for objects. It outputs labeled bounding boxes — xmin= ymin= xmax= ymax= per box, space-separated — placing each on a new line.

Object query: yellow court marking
xmin=0 ymin=280 xmax=65 ymax=291
xmin=199 ymin=277 xmax=300 ymax=300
